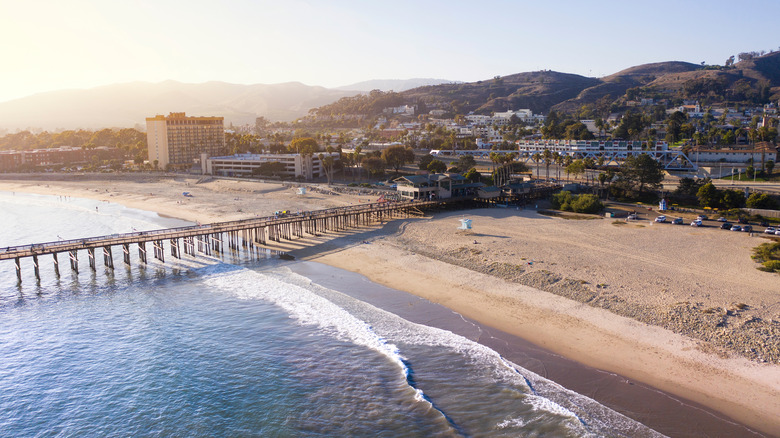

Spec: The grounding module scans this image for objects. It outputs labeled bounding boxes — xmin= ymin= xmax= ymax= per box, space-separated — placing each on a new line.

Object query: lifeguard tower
xmin=458 ymin=218 xmax=472 ymax=230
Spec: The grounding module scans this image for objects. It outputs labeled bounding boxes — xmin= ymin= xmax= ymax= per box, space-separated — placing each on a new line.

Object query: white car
xmin=765 ymin=227 xmax=777 ymax=234
xmin=655 ymin=215 xmax=666 ymax=223
xmin=775 ymin=229 xmax=780 ymax=236
xmin=691 ymin=220 xmax=703 ymax=227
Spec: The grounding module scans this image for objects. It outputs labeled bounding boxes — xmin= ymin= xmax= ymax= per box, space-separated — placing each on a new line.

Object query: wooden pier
xmin=1 ymin=199 xmax=452 ymax=284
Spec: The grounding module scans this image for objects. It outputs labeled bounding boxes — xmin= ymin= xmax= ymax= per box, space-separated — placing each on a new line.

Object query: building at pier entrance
xmin=146 ymin=112 xmax=226 ymax=170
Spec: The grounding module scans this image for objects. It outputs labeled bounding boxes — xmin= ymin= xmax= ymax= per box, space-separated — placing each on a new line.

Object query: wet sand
xmin=291 ymin=261 xmax=762 ymax=437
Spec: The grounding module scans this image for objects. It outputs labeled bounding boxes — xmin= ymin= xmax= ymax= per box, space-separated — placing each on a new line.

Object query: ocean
xmin=0 ymin=191 xmax=670 ymax=437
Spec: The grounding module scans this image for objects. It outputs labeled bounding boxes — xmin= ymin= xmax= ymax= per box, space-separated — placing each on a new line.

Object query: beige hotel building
xmin=146 ymin=112 xmax=226 ymax=170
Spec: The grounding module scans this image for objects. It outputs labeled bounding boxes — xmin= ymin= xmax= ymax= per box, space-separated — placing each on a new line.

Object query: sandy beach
xmin=2 ymin=173 xmax=780 ymax=436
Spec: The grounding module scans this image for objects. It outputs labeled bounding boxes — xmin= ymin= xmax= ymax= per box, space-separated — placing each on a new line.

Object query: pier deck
xmin=1 ymin=198 xmax=453 ymax=283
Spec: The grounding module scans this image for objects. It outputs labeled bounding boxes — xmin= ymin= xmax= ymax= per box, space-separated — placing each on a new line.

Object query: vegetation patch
xmin=550 ymin=191 xmax=603 ymax=214
xmin=752 ymin=242 xmax=780 ymax=273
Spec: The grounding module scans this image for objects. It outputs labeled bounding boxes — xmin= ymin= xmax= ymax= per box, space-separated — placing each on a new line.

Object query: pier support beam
xmin=103 ymin=247 xmax=114 ymax=269
xmin=170 ymin=238 xmax=180 ymax=259
xmin=123 ymin=244 xmax=130 ymax=266
xmin=138 ymin=242 xmax=147 ymax=264
xmin=15 ymin=257 xmax=21 ymax=284
xmin=153 ymin=240 xmax=164 ymax=262
xmin=32 ymin=255 xmax=40 ymax=282
xmin=69 ymin=250 xmax=79 ymax=274
xmin=53 ymin=253 xmax=60 ymax=277
xmin=88 ymin=248 xmax=96 ymax=271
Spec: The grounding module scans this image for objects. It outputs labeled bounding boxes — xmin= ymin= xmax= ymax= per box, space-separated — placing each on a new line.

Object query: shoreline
xmin=2 ymin=174 xmax=779 ymax=436
xmin=298 ymin=232 xmax=780 ymax=437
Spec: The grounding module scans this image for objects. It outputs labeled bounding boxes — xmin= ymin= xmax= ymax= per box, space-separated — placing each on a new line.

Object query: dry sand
xmin=2 ymin=173 xmax=779 ymax=435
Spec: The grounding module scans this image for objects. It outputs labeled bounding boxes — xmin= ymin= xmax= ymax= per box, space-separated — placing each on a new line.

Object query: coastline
xmin=2 ymin=174 xmax=779 ymax=436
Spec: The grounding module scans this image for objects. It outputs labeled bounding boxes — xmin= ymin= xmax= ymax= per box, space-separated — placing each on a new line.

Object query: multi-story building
xmin=0 ymin=146 xmax=124 ymax=171
xmin=203 ymin=153 xmax=339 ymax=180
xmin=146 ymin=112 xmax=226 ymax=170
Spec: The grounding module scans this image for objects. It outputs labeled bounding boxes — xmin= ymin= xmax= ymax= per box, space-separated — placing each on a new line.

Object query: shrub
xmin=760 ymin=260 xmax=780 ymax=273
xmin=551 ymin=191 xmax=573 ymax=210
xmin=746 ymin=193 xmax=779 ymax=210
xmin=570 ymin=194 xmax=603 ymax=214
xmin=551 ymin=191 xmax=603 ymax=214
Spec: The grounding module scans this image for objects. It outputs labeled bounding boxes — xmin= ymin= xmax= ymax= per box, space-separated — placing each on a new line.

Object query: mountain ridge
xmin=3 ymin=53 xmax=779 ymax=132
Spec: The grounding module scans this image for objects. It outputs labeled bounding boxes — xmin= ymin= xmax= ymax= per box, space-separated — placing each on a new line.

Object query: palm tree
xmin=542 ymin=149 xmax=552 ymax=180
xmin=531 ymin=153 xmax=541 ymax=180
xmin=553 ymin=151 xmax=561 ymax=180
xmin=563 ymin=155 xmax=573 ymax=182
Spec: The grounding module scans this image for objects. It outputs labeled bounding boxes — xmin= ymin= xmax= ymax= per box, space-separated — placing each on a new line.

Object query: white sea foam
xmin=268 ymin=267 xmax=666 ymax=437
xmin=204 ymin=267 xmax=413 ymax=384
xmin=200 ymin=265 xmax=663 ymax=437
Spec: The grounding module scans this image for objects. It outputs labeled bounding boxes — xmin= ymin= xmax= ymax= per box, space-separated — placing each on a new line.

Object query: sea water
xmin=0 ymin=191 xmax=663 ymax=437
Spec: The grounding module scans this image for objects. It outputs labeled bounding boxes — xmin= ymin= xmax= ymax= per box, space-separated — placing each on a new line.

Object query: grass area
xmin=715 ymin=171 xmax=778 ymax=182
xmin=537 ymin=210 xmax=598 ymax=220
xmin=751 ymin=241 xmax=780 ymax=273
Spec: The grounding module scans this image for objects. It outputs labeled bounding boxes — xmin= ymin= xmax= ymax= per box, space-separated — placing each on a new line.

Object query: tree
xmin=531 ymin=153 xmax=541 ymax=179
xmin=767 ymin=160 xmax=775 ymax=176
xmin=565 ymin=159 xmax=585 ymax=181
xmin=455 ymin=154 xmax=476 ymax=172
xmin=427 ymin=159 xmax=447 ymax=173
xmin=672 ymin=177 xmax=708 ymax=204
xmin=318 ymin=153 xmax=336 ymax=185
xmin=542 ymin=149 xmax=553 ymax=180
xmin=613 ymin=154 xmax=664 ymax=200
xmin=364 ymin=156 xmax=386 ymax=176
xmin=289 ymin=137 xmax=318 ymax=155
xmin=665 ymin=111 xmax=688 ymax=143
xmin=564 ymin=122 xmax=595 ymax=140
xmin=381 ymin=145 xmax=415 ymax=172
xmin=746 ymin=193 xmax=779 ymax=209
xmin=418 ymin=154 xmax=434 ymax=170
xmin=720 ymin=189 xmax=745 ymax=209
xmin=697 ymin=182 xmax=720 ymax=208
xmin=463 ymin=167 xmax=481 ymax=183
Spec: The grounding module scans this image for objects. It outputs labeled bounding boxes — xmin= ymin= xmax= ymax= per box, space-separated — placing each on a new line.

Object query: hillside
xmin=402 ymin=71 xmax=600 ymax=115
xmin=0 ymin=81 xmax=355 ymax=130
xmin=312 ymin=53 xmax=780 ymax=123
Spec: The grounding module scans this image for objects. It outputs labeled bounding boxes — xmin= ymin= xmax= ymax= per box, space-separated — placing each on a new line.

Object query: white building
xmin=690 ymin=147 xmax=777 ymax=165
xmin=514 ymin=140 xmax=696 ymax=170
xmin=202 ymin=153 xmax=339 ymax=180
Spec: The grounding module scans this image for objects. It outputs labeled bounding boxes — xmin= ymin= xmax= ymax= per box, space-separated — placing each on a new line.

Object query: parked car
xmin=738 ymin=217 xmax=749 ymax=224
xmin=720 ymin=222 xmax=733 ymax=230
xmin=765 ymin=227 xmax=777 ymax=234
xmin=627 ymin=213 xmax=638 ymax=220
xmin=759 ymin=220 xmax=769 ymax=227
xmin=672 ymin=217 xmax=684 ymax=225
xmin=742 ymin=225 xmax=753 ymax=233
xmin=697 ymin=214 xmax=709 ymax=221
xmin=717 ymin=217 xmax=727 ymax=222
xmin=655 ymin=215 xmax=666 ymax=223
xmin=691 ymin=220 xmax=703 ymax=227
xmin=775 ymin=229 xmax=780 ymax=236
xmin=730 ymin=225 xmax=742 ymax=231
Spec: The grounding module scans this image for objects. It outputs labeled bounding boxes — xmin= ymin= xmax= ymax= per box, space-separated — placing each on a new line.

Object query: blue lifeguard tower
xmin=659 ymin=198 xmax=668 ymax=211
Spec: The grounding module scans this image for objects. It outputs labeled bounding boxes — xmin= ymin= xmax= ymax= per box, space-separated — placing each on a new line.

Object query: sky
xmin=2 ymin=0 xmax=779 ymax=103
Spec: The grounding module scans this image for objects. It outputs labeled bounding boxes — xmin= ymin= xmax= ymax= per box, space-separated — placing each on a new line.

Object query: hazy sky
xmin=2 ymin=0 xmax=779 ymax=102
